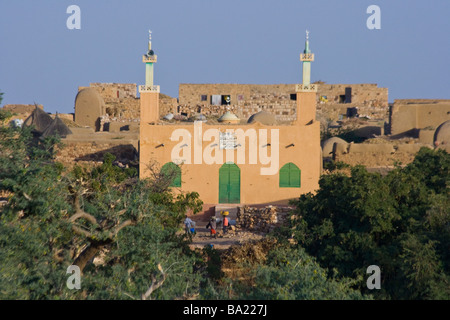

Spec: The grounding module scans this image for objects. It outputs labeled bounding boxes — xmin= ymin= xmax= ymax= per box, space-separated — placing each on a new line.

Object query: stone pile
xmin=236 ymin=206 xmax=291 ymax=233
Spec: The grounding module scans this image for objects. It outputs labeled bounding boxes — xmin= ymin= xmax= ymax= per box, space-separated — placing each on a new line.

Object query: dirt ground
xmin=188 ymin=222 xmax=265 ymax=250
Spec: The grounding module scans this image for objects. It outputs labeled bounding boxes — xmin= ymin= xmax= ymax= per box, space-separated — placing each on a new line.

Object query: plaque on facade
xmin=219 ymin=132 xmax=237 ymax=149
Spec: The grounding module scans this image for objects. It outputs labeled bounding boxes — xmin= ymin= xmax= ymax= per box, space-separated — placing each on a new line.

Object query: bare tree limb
xmin=141 ymin=264 xmax=166 ymax=300
xmin=23 ymin=192 xmax=32 ymax=201
xmin=112 ymin=219 xmax=135 ymax=236
xmin=71 ymin=225 xmax=93 ymax=238
xmin=69 ymin=212 xmax=98 ymax=225
xmin=123 ymin=292 xmax=137 ymax=300
xmin=73 ymin=193 xmax=82 ymax=213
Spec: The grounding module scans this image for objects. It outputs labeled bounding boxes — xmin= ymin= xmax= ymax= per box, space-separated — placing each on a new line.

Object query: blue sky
xmin=0 ymin=0 xmax=449 ymax=114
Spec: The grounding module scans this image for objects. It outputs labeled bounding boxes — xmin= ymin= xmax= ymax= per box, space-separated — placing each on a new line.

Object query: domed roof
xmin=247 ymin=111 xmax=277 ymax=125
xmin=75 ymin=88 xmax=104 ymax=106
xmin=321 ymin=137 xmax=348 ymax=158
xmin=218 ymin=111 xmax=240 ymax=124
xmin=74 ymin=88 xmax=105 ymax=130
xmin=195 ymin=114 xmax=207 ymax=122
xmin=434 ymin=120 xmax=450 ymax=146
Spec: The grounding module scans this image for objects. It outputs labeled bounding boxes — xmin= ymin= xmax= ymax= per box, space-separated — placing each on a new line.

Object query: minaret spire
xmin=295 ymin=29 xmax=317 ymax=125
xmin=304 ymin=30 xmax=311 ymax=54
xmin=148 ymin=30 xmax=152 ymax=52
xmin=142 ymin=30 xmax=157 ymax=88
xmin=300 ymin=30 xmax=314 ymax=86
xmin=139 ymin=29 xmax=160 ymax=126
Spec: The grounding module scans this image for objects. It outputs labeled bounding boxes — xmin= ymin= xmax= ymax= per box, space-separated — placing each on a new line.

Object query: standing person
xmin=184 ymin=215 xmax=194 ymax=235
xmin=222 ymin=211 xmax=229 ymax=235
xmin=206 ymin=217 xmax=217 ymax=238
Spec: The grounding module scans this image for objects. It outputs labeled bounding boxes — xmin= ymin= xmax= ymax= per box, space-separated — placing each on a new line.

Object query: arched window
xmin=279 ymin=163 xmax=301 ymax=188
xmin=161 ymin=162 xmax=181 ymax=187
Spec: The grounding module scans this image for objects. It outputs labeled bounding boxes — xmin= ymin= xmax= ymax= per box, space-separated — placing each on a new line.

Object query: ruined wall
xmin=78 ymin=83 xmax=140 ymax=120
xmin=78 ymin=83 xmax=177 ymax=122
xmin=179 ymin=84 xmax=297 ymax=122
xmin=333 ymin=142 xmax=433 ymax=167
xmin=390 ymin=99 xmax=450 ymax=136
xmin=56 ymin=140 xmax=138 ymax=168
xmin=318 ymin=84 xmax=388 ymax=108
xmin=85 ymin=83 xmax=137 ymax=99
xmin=178 ymin=83 xmax=388 ymax=122
xmin=2 ymin=104 xmax=44 ymax=121
xmin=51 ymin=113 xmax=74 ymax=122
xmin=159 ymin=94 xmax=178 ymax=116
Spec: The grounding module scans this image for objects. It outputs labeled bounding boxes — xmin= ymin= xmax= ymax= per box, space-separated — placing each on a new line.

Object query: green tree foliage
xmin=0 ymin=125 xmax=205 ymax=299
xmin=236 ymin=246 xmax=368 ymax=300
xmin=286 ymin=148 xmax=450 ymax=299
xmin=202 ymin=242 xmax=368 ymax=300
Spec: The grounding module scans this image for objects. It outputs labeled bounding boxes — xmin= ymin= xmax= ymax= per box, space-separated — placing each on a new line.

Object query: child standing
xmin=206 ymin=217 xmax=217 ymax=238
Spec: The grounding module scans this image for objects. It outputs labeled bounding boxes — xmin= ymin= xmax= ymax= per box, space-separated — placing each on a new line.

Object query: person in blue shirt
xmin=184 ymin=215 xmax=194 ymax=235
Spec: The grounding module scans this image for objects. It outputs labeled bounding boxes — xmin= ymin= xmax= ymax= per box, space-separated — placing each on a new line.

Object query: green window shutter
xmin=290 ymin=164 xmax=301 ymax=188
xmin=161 ymin=162 xmax=181 ymax=187
xmin=280 ymin=163 xmax=301 ymax=188
xmin=279 ymin=164 xmax=290 ymax=187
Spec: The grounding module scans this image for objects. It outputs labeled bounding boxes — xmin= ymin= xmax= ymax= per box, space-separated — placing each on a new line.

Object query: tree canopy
xmin=0 ymin=121 xmax=204 ymax=299
xmin=284 ymin=148 xmax=450 ymax=299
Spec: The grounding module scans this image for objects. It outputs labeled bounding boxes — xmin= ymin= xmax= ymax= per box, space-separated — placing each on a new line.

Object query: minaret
xmin=144 ymin=30 xmax=157 ymax=87
xmin=302 ymin=30 xmax=313 ymax=86
xmin=296 ymin=30 xmax=317 ymax=125
xmin=139 ymin=30 xmax=160 ymax=124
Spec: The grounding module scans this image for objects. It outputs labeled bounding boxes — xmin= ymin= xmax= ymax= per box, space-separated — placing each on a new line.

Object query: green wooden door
xmin=219 ymin=163 xmax=240 ymax=203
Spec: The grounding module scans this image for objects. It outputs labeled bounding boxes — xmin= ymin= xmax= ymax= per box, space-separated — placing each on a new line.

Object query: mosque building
xmin=139 ymin=31 xmax=321 ymax=211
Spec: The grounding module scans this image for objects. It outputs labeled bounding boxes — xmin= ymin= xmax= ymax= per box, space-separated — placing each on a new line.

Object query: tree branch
xmin=112 ymin=219 xmax=136 ymax=236
xmin=69 ymin=212 xmax=98 ymax=225
xmin=141 ymin=264 xmax=166 ymax=300
xmin=71 ymin=224 xmax=94 ymax=238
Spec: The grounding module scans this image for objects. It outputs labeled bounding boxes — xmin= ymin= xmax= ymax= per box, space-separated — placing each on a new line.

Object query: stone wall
xmin=179 ymin=84 xmax=297 ymax=122
xmin=51 ymin=113 xmax=74 ymax=122
xmin=56 ymin=140 xmax=138 ymax=169
xmin=79 ymin=83 xmax=140 ymax=121
xmin=178 ymin=83 xmax=388 ymax=122
xmin=389 ymin=99 xmax=450 ymax=137
xmin=318 ymin=84 xmax=388 ymax=108
xmin=75 ymin=82 xmax=388 ymax=124
xmin=2 ymin=104 xmax=44 ymax=121
xmin=2 ymin=104 xmax=44 ymax=113
xmin=78 ymin=83 xmax=177 ymax=123
xmin=86 ymin=83 xmax=138 ymax=99
xmin=236 ymin=206 xmax=292 ymax=233
xmin=333 ymin=141 xmax=433 ymax=167
xmin=159 ymin=94 xmax=178 ymax=116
